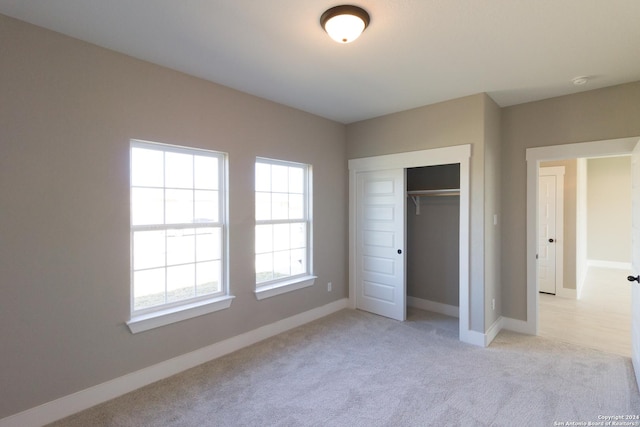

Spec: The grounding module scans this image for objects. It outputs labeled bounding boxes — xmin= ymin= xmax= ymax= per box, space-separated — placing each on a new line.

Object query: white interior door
xmin=538 ymin=174 xmax=558 ymax=294
xmin=355 ymin=169 xmax=406 ymax=321
xmin=630 ymin=141 xmax=640 ymax=388
xmin=538 ymin=167 xmax=564 ymax=295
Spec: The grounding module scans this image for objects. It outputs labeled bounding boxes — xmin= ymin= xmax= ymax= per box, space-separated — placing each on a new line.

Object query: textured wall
xmin=501 ymin=82 xmax=640 ymax=321
xmin=0 ymin=14 xmax=348 ymax=418
xmin=587 ymin=157 xmax=631 ymax=263
xmin=483 ymin=95 xmax=502 ymax=330
xmin=347 ymin=94 xmax=489 ymax=333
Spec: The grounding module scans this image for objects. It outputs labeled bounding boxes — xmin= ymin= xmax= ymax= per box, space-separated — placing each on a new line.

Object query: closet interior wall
xmin=406 ymin=164 xmax=460 ymax=308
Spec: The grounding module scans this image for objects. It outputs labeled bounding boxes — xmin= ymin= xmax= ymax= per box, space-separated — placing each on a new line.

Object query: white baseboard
xmin=407 ymin=296 xmax=459 ymax=318
xmin=405 ymin=298 xmax=534 ymax=348
xmin=501 ymin=316 xmax=534 ymax=335
xmin=0 ymin=299 xmax=349 ymax=427
xmin=460 ymin=316 xmax=535 ymax=349
xmin=481 ymin=316 xmax=535 ymax=348
xmin=484 ymin=317 xmax=503 ymax=346
xmin=406 ymin=297 xmax=492 ymax=347
xmin=587 ymin=259 xmax=632 ymax=270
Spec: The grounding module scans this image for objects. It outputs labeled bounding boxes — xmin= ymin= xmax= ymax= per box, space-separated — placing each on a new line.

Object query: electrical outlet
xmin=492 ymin=298 xmax=495 ymax=311
xmin=328 ymin=282 xmax=332 ymax=292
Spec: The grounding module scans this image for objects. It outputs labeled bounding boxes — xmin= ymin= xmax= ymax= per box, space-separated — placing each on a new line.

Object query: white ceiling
xmin=1 ymin=0 xmax=639 ymax=124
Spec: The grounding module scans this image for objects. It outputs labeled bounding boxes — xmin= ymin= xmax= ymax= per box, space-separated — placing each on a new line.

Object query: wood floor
xmin=539 ymin=266 xmax=632 ymax=357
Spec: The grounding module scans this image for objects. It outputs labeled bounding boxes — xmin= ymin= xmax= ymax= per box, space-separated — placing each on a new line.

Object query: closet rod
xmin=407 ymin=189 xmax=460 ymax=215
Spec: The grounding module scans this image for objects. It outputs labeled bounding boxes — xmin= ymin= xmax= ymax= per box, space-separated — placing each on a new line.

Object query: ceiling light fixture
xmin=320 ymin=5 xmax=370 ymax=44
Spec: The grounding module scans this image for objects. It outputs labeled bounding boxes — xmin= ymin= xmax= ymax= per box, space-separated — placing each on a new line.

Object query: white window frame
xmin=254 ymin=157 xmax=315 ymax=300
xmin=127 ymin=139 xmax=233 ymax=333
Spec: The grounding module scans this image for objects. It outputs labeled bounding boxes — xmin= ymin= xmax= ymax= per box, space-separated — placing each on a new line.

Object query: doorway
xmin=348 ymin=144 xmax=475 ymax=345
xmin=536 ymin=156 xmax=632 ymax=356
xmin=406 ymin=164 xmax=461 ymax=318
xmin=528 ymin=138 xmax=640 ymax=391
xmin=525 ymin=137 xmax=638 ymax=337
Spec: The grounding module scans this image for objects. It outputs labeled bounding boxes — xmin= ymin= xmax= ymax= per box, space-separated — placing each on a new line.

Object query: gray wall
xmin=587 ymin=156 xmax=631 ymax=263
xmin=347 ymin=93 xmax=499 ymax=333
xmin=483 ymin=96 xmax=502 ymax=329
xmin=4 ymin=10 xmax=640 ymax=421
xmin=0 ymin=14 xmax=348 ymax=419
xmin=407 ymin=165 xmax=460 ymax=306
xmin=540 ymin=159 xmax=577 ymax=290
xmin=501 ymin=82 xmax=640 ymax=321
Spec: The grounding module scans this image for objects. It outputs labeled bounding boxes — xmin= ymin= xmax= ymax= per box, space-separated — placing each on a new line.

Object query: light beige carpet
xmin=48 ymin=308 xmax=640 ymax=426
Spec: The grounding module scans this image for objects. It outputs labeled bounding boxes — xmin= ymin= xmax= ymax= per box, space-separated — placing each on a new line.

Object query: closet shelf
xmin=407 ymin=189 xmax=460 ymax=215
xmin=407 ymin=189 xmax=460 ymax=197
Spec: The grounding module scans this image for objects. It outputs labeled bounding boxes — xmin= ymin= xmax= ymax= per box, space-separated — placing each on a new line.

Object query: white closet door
xmin=355 ymin=169 xmax=406 ymax=321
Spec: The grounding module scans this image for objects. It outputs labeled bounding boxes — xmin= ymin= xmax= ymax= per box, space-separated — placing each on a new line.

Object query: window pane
xmin=291 ymin=248 xmax=306 ymax=276
xmin=289 ymin=194 xmax=304 ymax=219
xmin=289 ymin=167 xmax=304 ymax=194
xmin=255 ymin=224 xmax=273 ymax=254
xmin=165 ymin=152 xmax=193 ymax=189
xmin=254 ymin=159 xmax=309 ymax=288
xmin=131 ymin=142 xmax=226 ymax=315
xmin=196 ymin=227 xmax=221 ymax=261
xmin=166 ymin=189 xmax=194 ymax=224
xmin=273 ymin=223 xmax=290 ymax=251
xmin=194 ymin=156 xmax=218 ymax=190
xmin=196 ymin=261 xmax=220 ymax=295
xmin=255 ymin=162 xmax=271 ymax=192
xmin=290 ymin=223 xmax=306 ymax=249
xmin=131 ymin=147 xmax=164 ymax=187
xmin=195 ymin=190 xmax=218 ymax=222
xmin=271 ymin=193 xmax=288 ymax=220
xmin=134 ymin=268 xmax=165 ymax=310
xmin=272 ymin=165 xmax=288 ymax=192
xmin=132 ymin=188 xmax=164 ymax=225
xmin=166 ymin=228 xmax=195 ymax=266
xmin=256 ymin=192 xmax=271 ymax=221
xmin=273 ymin=250 xmax=291 ymax=279
xmin=256 ymin=253 xmax=273 ymax=283
xmin=133 ymin=230 xmax=166 ymax=270
xmin=167 ymin=264 xmax=195 ymax=302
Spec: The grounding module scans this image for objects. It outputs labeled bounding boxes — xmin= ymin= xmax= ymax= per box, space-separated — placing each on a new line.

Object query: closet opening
xmin=348 ymin=144 xmax=473 ymax=344
xmin=406 ymin=164 xmax=461 ymax=328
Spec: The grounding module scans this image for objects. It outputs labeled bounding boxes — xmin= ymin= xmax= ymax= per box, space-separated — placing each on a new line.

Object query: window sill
xmin=127 ymin=295 xmax=235 ymax=334
xmin=255 ymin=276 xmax=317 ymax=300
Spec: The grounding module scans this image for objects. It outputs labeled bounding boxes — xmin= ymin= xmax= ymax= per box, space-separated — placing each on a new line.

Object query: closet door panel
xmin=355 ymin=169 xmax=406 ymax=321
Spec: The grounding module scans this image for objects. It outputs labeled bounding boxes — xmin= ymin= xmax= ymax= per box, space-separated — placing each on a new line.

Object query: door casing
xmin=525 ymin=137 xmax=639 ymax=336
xmin=348 ymin=144 xmax=475 ymax=345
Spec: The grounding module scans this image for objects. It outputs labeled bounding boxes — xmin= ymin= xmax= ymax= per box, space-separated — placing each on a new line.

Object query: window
xmin=255 ymin=158 xmax=315 ymax=299
xmin=128 ymin=140 xmax=232 ymax=333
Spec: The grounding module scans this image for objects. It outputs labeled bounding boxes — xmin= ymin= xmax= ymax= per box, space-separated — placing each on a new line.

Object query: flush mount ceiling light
xmin=320 ymin=5 xmax=370 ymax=44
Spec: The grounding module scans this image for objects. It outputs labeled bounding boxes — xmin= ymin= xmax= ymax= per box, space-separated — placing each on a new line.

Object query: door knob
xmin=548 ymin=238 xmax=554 ymax=243
xmin=627 ymin=275 xmax=640 ymax=283
xmin=397 ymin=249 xmax=402 ymax=254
